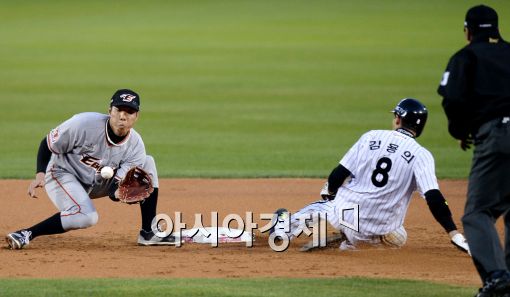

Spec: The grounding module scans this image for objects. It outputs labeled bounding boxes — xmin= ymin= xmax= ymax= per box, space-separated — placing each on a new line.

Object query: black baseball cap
xmin=110 ymin=89 xmax=140 ymax=111
xmin=465 ymin=5 xmax=498 ymax=32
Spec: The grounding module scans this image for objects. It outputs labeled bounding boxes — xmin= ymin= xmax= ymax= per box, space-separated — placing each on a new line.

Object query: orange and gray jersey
xmin=46 ymin=112 xmax=146 ymax=187
xmin=335 ymin=129 xmax=438 ymax=236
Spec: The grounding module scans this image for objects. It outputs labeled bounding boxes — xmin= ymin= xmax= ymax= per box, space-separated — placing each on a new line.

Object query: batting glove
xmin=451 ymin=233 xmax=470 ymax=255
xmin=320 ymin=182 xmax=336 ymax=201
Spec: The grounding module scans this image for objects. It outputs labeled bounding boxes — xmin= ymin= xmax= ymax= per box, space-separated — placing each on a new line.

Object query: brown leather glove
xmin=116 ymin=167 xmax=154 ymax=204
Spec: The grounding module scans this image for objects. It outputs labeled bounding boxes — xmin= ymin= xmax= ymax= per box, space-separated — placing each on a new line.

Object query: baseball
xmin=100 ymin=166 xmax=114 ymax=179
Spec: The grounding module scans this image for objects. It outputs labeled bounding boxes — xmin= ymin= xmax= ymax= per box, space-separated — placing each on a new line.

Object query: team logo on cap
xmin=120 ymin=94 xmax=137 ymax=102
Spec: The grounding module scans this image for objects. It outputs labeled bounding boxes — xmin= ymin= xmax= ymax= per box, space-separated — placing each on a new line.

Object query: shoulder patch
xmin=49 ymin=128 xmax=60 ymax=144
xmin=440 ymin=71 xmax=450 ymax=86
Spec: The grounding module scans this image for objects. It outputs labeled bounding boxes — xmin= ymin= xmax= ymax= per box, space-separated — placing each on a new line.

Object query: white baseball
xmin=100 ymin=166 xmax=114 ymax=179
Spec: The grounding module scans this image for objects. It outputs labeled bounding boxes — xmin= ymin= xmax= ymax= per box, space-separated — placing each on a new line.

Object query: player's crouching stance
xmin=273 ymin=98 xmax=470 ymax=253
xmin=5 ymin=89 xmax=177 ymax=249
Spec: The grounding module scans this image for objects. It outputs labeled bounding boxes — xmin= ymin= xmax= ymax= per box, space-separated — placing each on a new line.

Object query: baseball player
xmin=273 ymin=98 xmax=470 ymax=252
xmin=5 ymin=89 xmax=176 ymax=249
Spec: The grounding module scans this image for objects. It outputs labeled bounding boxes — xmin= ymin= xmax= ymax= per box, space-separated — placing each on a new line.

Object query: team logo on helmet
xmin=120 ymin=94 xmax=137 ymax=102
xmin=394 ymin=106 xmax=407 ymax=117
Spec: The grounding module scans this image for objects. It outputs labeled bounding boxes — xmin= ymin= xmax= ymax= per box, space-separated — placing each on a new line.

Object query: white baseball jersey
xmin=335 ymin=129 xmax=438 ymax=236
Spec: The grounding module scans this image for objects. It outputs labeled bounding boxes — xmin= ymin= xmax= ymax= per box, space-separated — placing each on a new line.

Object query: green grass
xmin=0 ymin=278 xmax=476 ymax=297
xmin=1 ymin=0 xmax=509 ymax=178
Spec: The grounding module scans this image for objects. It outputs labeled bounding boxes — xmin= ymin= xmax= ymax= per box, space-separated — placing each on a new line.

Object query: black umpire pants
xmin=463 ymin=117 xmax=510 ymax=282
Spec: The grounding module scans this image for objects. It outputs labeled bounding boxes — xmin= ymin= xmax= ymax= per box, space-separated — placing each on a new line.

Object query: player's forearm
xmin=425 ymin=189 xmax=457 ymax=232
xmin=327 ymin=164 xmax=351 ymax=194
xmin=36 ymin=137 xmax=52 ymax=174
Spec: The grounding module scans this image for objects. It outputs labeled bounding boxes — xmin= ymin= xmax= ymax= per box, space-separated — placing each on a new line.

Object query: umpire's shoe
xmin=476 ymin=270 xmax=510 ymax=297
xmin=137 ymin=230 xmax=179 ymax=246
xmin=5 ymin=230 xmax=32 ymax=250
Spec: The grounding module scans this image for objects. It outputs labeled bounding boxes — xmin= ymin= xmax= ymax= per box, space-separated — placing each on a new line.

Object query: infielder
xmin=273 ymin=98 xmax=470 ymax=252
xmin=6 ymin=89 xmax=176 ymax=249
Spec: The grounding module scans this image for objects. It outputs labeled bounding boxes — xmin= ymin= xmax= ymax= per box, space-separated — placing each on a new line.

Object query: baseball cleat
xmin=6 ymin=230 xmax=32 ymax=250
xmin=137 ymin=230 xmax=179 ymax=246
xmin=269 ymin=208 xmax=289 ymax=239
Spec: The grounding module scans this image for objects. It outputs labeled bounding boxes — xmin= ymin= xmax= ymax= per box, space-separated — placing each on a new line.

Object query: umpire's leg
xmin=504 ymin=209 xmax=510 ymax=270
xmin=462 ymin=119 xmax=510 ymax=282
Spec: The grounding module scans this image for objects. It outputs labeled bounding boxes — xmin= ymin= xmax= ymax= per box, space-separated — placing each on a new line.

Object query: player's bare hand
xmin=28 ymin=172 xmax=46 ymax=198
xmin=449 ymin=230 xmax=470 ymax=255
xmin=459 ymin=138 xmax=473 ymax=151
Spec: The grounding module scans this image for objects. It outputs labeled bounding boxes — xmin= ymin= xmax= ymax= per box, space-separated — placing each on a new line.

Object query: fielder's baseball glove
xmin=116 ymin=167 xmax=154 ymax=204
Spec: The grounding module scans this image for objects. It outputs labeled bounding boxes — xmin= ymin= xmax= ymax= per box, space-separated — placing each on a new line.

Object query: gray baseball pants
xmin=44 ymin=155 xmax=158 ymax=231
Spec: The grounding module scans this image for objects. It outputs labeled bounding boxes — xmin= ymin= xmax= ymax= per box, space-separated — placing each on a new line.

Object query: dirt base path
xmin=0 ymin=179 xmax=487 ymax=286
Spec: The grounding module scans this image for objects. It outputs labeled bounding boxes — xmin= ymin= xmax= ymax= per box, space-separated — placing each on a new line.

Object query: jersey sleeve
xmin=437 ymin=49 xmax=474 ymax=140
xmin=339 ymin=132 xmax=368 ymax=173
xmin=413 ymin=148 xmax=439 ymax=197
xmin=46 ymin=115 xmax=82 ymax=154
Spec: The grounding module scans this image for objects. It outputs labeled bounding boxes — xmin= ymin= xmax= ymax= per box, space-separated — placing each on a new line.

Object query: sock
xmin=27 ymin=212 xmax=65 ymax=240
xmin=140 ymin=188 xmax=158 ymax=232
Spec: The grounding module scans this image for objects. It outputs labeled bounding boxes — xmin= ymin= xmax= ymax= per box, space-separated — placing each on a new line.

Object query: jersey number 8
xmin=371 ymin=157 xmax=392 ymax=187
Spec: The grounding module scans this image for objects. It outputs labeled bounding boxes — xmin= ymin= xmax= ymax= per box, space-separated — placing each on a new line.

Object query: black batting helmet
xmin=391 ymin=98 xmax=428 ymax=137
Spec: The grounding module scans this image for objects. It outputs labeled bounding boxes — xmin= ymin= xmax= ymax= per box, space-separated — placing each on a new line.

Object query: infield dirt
xmin=0 ymin=179 xmax=489 ymax=285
